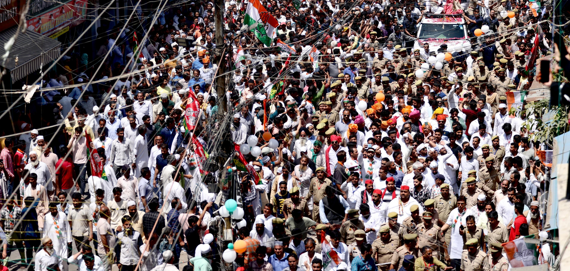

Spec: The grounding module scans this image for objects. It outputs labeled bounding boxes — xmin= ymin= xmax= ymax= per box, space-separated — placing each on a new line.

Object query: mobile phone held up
xmin=540 ymin=59 xmax=550 ymax=84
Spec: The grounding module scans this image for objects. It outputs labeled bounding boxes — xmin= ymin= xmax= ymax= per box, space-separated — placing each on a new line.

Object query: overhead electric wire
xmin=0 ymin=0 xmax=146 ymax=263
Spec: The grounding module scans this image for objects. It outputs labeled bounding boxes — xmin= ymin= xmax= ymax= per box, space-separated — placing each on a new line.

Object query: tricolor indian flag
xmin=244 ymin=0 xmax=279 ymax=46
xmin=309 ymin=46 xmax=320 ymax=68
xmin=276 ymin=39 xmax=296 ymax=54
xmin=235 ymin=46 xmax=246 ymax=68
xmin=321 ymin=230 xmax=341 ymax=270
xmin=506 ymin=91 xmax=525 ymax=112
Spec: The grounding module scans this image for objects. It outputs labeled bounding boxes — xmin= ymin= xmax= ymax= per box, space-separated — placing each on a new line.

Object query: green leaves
xmin=525 ymin=100 xmax=569 ymax=145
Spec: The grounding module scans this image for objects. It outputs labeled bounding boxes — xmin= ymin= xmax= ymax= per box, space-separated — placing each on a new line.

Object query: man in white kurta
xmin=43 ymin=204 xmax=72 ymax=262
xmin=134 ymin=130 xmax=149 ymax=178
xmin=460 ymin=148 xmax=479 ymax=185
xmin=88 ymin=175 xmax=115 ymax=205
xmin=386 ymin=185 xmax=424 ymax=223
xmin=35 ymin=237 xmax=60 ymax=271
xmin=441 ymin=197 xmax=474 ymax=265
xmin=163 ymin=176 xmax=187 ymax=213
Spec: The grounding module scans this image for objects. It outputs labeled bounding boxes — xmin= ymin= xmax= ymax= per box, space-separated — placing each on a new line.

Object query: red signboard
xmin=0 ymin=0 xmax=25 ymax=32
xmin=26 ymin=0 xmax=87 ymax=37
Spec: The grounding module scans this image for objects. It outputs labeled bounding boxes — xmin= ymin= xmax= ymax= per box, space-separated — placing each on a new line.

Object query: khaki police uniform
xmin=461 ymin=250 xmax=487 ymax=271
xmin=307 ymin=178 xmax=331 ymax=222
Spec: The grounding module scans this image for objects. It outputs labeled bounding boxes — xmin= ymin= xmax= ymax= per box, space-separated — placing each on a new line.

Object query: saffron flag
xmin=183 ymin=90 xmax=201 ymax=133
xmin=85 ymin=133 xmax=103 ymax=178
xmin=321 ymin=230 xmax=341 ymax=270
xmin=244 ymin=0 xmax=279 ymax=46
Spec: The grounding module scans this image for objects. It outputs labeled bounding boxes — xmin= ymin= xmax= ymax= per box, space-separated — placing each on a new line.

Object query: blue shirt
xmin=351 ymin=256 xmax=377 ymax=271
xmin=156 ymin=154 xmax=169 ymax=172
xmin=343 ymin=67 xmax=358 ymax=83
xmin=167 ymin=208 xmax=181 ymax=233
xmin=192 ymin=59 xmax=204 ymax=70
xmin=138 ymin=177 xmax=154 ymax=210
xmin=160 ymin=127 xmax=177 ymax=147
xmin=483 ymin=45 xmax=497 ymax=66
xmin=268 ymin=252 xmax=289 ymax=271
xmin=467 ymin=15 xmax=483 ymax=34
xmin=387 ymin=170 xmax=404 ymax=188
xmin=188 ymin=77 xmax=206 ymax=92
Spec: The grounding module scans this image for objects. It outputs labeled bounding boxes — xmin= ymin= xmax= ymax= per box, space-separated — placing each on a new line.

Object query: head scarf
xmin=372 ymin=103 xmax=382 ymax=112
xmin=409 ymin=109 xmax=421 ymax=120
xmin=354 ymin=115 xmax=364 ymax=124
xmin=348 ymin=124 xmax=358 ymax=133
xmin=431 ymin=107 xmax=444 ymax=119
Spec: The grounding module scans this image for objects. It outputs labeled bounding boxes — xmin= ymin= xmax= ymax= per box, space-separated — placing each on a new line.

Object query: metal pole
xmin=214 ymin=0 xmax=227 ymax=114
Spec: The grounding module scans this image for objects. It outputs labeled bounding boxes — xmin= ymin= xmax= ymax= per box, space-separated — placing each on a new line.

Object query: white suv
xmin=413 ymin=14 xmax=470 ymax=53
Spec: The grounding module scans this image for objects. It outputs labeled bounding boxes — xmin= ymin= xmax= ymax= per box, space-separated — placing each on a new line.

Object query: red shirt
xmin=55 ymin=158 xmax=74 ymax=190
xmin=461 ymin=108 xmax=480 ymax=136
xmin=509 ymin=214 xmax=528 ymax=241
xmin=13 ymin=149 xmax=26 ymax=169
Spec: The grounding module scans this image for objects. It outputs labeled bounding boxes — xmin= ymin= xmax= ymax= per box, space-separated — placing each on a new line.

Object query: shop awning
xmin=0 ymin=26 xmax=61 ymax=82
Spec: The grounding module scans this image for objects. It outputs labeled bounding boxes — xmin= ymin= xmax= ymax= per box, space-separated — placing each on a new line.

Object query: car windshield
xmin=418 ymin=24 xmax=465 ymax=39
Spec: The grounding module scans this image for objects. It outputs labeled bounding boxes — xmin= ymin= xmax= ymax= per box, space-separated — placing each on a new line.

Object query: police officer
xmin=461 ymin=238 xmax=486 ymax=271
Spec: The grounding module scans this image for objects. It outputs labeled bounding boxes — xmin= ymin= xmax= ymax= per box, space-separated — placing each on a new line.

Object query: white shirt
xmin=134 ymin=134 xmax=149 ymax=168
xmin=494 ymin=113 xmax=511 ymax=137
xmin=35 ymin=249 xmax=59 ymax=271
xmin=255 ymin=214 xmax=276 ymax=233
xmin=386 ymin=197 xmax=423 ymax=224
xmin=340 ymin=182 xmax=364 ymax=209
xmin=109 ymin=138 xmax=135 ymax=166
xmin=249 ymin=228 xmax=274 ymax=247
xmin=160 ymin=164 xmax=176 ymax=188
xmin=360 ymin=213 xmax=382 ymax=243
xmin=148 ymin=145 xmax=161 ymax=169
xmin=67 ymin=253 xmax=104 ymax=271
xmin=88 ymin=176 xmax=115 ymax=205
xmin=445 ymin=207 xmax=474 ymax=259
xmin=105 ymin=118 xmax=121 ymax=140
xmin=117 ymin=175 xmax=139 ymax=203
xmin=43 ymin=212 xmax=72 ymax=258
xmin=93 ymin=137 xmax=114 ymax=151
xmin=150 ymin=264 xmax=179 ymax=271
xmin=24 ymin=162 xmax=51 ymax=187
xmin=134 ymin=100 xmax=154 ymax=124
xmin=163 ymin=181 xmax=188 ymax=213
xmin=497 ymin=198 xmax=515 ymax=225
xmin=460 ymin=156 xmax=479 ymax=183
xmin=327 ymin=146 xmax=348 ymax=174
xmin=124 ymin=123 xmax=139 ymax=150
xmin=298 ymin=252 xmax=322 ymax=271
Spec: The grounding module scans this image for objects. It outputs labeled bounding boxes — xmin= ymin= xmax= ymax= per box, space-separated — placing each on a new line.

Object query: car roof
xmin=421 ymin=15 xmax=465 ymax=24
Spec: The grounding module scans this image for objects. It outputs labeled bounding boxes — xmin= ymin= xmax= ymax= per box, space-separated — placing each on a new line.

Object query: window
xmin=418 ymin=24 xmax=465 ymax=39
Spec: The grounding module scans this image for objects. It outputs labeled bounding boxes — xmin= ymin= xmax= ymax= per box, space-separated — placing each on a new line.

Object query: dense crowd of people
xmin=0 ymin=0 xmax=561 ymax=270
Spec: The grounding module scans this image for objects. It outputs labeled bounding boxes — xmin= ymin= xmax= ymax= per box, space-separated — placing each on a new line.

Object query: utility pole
xmin=215 ymin=0 xmax=227 ymax=114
